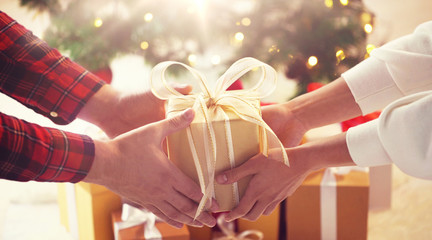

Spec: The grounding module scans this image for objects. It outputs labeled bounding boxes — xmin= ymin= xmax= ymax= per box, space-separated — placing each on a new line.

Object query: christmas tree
xmin=21 ymin=0 xmax=375 ymax=96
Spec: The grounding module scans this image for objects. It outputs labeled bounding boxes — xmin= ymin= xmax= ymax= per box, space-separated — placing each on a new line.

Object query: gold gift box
xmin=286 ymin=169 xmax=369 ymax=240
xmin=58 ymin=182 xmax=122 ymax=240
xmin=167 ymin=102 xmax=262 ymax=212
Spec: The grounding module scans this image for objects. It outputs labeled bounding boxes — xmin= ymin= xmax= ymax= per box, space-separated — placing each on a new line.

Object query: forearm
xmin=287 ymin=77 xmax=362 ymax=131
xmin=288 ymin=132 xmax=355 ymax=172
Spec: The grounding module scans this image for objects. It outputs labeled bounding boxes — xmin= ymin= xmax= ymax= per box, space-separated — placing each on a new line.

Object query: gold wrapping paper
xmin=168 ymin=109 xmax=261 ymax=211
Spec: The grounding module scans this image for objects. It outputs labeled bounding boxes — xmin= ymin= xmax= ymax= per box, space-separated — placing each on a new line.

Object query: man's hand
xmin=78 ymin=84 xmax=192 ymax=138
xmin=85 ymin=109 xmax=217 ymax=228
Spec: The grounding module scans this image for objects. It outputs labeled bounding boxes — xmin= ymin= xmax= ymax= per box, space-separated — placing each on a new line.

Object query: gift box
xmin=111 ymin=208 xmax=189 ymax=240
xmin=286 ymin=168 xmax=369 ymax=240
xmin=150 ymin=58 xmax=288 ymax=214
xmin=237 ymin=204 xmax=280 ymax=240
xmin=167 ymin=109 xmax=261 ymax=212
xmin=188 ymin=225 xmax=213 ymax=240
xmin=58 ymin=182 xmax=122 ymax=240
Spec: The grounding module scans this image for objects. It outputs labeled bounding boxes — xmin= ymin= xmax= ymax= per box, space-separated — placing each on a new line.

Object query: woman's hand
xmin=261 ymin=103 xmax=308 ymax=148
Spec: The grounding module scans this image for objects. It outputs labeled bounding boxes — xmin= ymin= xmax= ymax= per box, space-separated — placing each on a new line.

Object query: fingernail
xmin=216 ymin=174 xmax=228 ymax=184
xmin=192 ymin=221 xmax=204 ymax=227
xmin=182 ymin=108 xmax=194 ymax=120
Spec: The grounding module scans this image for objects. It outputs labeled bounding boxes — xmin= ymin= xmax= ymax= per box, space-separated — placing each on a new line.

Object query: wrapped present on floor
xmin=237 ymin=204 xmax=281 ymax=240
xmin=57 ymin=182 xmax=122 ymax=240
xmin=149 ymin=57 xmax=288 ymax=216
xmin=111 ymin=204 xmax=190 ymax=240
xmin=286 ymin=167 xmax=369 ymax=240
xmin=187 ymin=225 xmax=213 ymax=240
xmin=212 ymin=214 xmax=263 ymax=240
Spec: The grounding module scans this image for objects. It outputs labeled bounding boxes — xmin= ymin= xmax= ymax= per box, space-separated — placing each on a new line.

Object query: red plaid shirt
xmin=0 ymin=12 xmax=105 ymax=182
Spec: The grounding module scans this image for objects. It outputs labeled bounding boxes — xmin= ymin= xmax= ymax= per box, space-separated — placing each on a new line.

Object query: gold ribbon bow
xmin=213 ymin=214 xmax=264 ymax=240
xmin=150 ymin=57 xmax=289 ymax=219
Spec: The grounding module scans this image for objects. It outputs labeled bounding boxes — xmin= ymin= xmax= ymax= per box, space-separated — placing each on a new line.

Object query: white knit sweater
xmin=341 ymin=21 xmax=432 ymax=180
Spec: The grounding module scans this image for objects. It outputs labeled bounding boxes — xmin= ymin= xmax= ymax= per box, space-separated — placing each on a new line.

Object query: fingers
xmin=216 ymin=155 xmax=262 ymax=185
xmin=224 ymin=187 xmax=258 ymax=221
xmin=171 ymin=83 xmax=193 ymax=95
xmin=241 ymin=201 xmax=268 ymax=221
xmin=168 ymin=191 xmax=216 ymax=227
xmin=158 ymin=108 xmax=195 ymax=138
xmin=143 ymin=205 xmax=184 ymax=229
xmin=263 ymin=201 xmax=280 ymax=216
xmin=171 ymin=175 xmax=217 ymax=227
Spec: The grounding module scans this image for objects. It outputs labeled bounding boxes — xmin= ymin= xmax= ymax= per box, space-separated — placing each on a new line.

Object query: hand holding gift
xmin=84 ymin=108 xmax=217 ymax=229
xmin=150 ymin=57 xmax=289 ymax=219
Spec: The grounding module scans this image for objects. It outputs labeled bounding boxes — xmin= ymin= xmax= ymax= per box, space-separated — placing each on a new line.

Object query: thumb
xmin=159 ymin=108 xmax=195 ymax=138
xmin=216 ymin=157 xmax=259 ymax=184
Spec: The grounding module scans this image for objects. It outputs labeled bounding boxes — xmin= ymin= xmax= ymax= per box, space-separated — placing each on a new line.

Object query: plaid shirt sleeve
xmin=0 ymin=113 xmax=94 ymax=182
xmin=0 ymin=11 xmax=105 ymax=182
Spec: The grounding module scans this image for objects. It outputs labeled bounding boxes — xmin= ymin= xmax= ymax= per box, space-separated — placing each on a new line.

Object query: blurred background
xmin=0 ymin=0 xmax=431 ymax=239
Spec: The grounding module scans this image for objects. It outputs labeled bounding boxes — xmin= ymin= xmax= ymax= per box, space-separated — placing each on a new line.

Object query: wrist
xmin=83 ymin=139 xmax=118 ymax=186
xmin=78 ymin=85 xmax=122 ymax=133
xmin=288 ymin=77 xmax=362 ymax=130
xmin=288 ymin=132 xmax=355 ymax=172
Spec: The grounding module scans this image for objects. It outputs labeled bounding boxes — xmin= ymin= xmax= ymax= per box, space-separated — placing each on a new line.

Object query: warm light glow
xmin=361 ymin=13 xmax=372 ymax=23
xmin=364 ymin=23 xmax=373 ymax=33
xmin=144 ymin=13 xmax=153 ymax=22
xmin=324 ymin=0 xmax=333 ymax=8
xmin=235 ymin=32 xmax=245 ymax=41
xmin=340 ymin=0 xmax=348 ymax=6
xmin=307 ymin=56 xmax=318 ymax=67
xmin=94 ymin=18 xmax=103 ymax=28
xmin=140 ymin=41 xmax=149 ymax=50
xmin=268 ymin=45 xmax=280 ymax=53
xmin=241 ymin=17 xmax=251 ymax=26
xmin=336 ymin=49 xmax=346 ymax=63
xmin=366 ymin=44 xmax=376 ymax=54
xmin=188 ymin=54 xmax=197 ymax=64
xmin=194 ymin=0 xmax=206 ymax=11
xmin=211 ymin=55 xmax=221 ymax=65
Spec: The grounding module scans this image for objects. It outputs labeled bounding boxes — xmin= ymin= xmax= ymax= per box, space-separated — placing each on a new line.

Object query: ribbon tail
xmin=186 ymin=127 xmax=208 ymax=220
xmin=222 ymin=111 xmax=240 ymax=206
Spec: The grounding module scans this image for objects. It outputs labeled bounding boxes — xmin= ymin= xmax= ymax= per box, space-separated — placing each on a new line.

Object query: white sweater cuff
xmin=341 ymin=57 xmax=404 ymax=115
xmin=346 ymin=120 xmax=393 ymax=167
